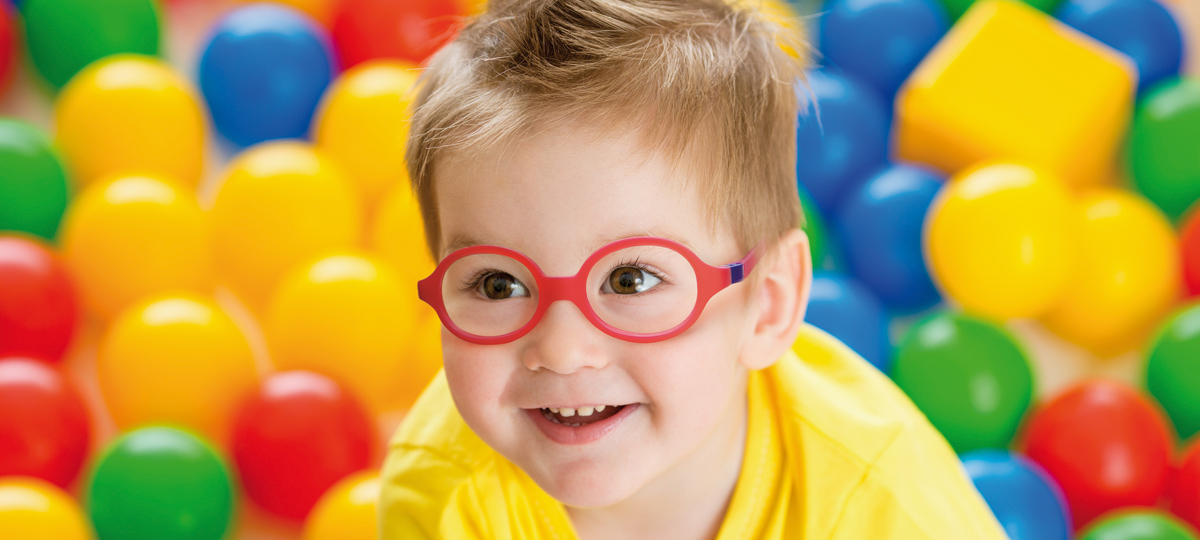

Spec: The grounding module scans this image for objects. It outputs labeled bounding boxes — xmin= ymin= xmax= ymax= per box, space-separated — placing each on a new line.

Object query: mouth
xmin=524 ymin=403 xmax=639 ymax=445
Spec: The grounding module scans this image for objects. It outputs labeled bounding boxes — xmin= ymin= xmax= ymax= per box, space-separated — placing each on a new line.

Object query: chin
xmin=529 ymin=460 xmax=647 ymax=509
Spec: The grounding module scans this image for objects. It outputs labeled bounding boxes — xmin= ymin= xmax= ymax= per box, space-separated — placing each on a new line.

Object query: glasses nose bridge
xmin=539 ymin=275 xmax=588 ymax=313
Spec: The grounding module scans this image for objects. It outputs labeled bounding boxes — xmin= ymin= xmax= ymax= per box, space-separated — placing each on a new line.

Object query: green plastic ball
xmin=0 ymin=119 xmax=69 ymax=240
xmin=891 ymin=311 xmax=1034 ymax=453
xmin=939 ymin=0 xmax=1064 ymax=21
xmin=21 ymin=0 xmax=161 ymax=89
xmin=86 ymin=426 xmax=235 ymax=540
xmin=1080 ymin=510 xmax=1199 ymax=540
xmin=799 ymin=185 xmax=836 ymax=270
xmin=1146 ymin=303 xmax=1200 ymax=440
xmin=1131 ymin=78 xmax=1200 ymax=222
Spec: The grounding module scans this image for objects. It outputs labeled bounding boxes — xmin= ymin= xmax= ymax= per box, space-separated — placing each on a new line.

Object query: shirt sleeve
xmin=378 ymin=445 xmax=474 ymax=540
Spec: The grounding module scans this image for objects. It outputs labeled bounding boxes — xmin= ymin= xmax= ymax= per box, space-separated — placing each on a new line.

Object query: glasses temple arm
xmin=722 ymin=247 xmax=761 ymax=285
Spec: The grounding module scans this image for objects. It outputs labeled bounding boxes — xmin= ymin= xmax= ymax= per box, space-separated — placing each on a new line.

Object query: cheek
xmin=442 ymin=332 xmax=515 ymax=430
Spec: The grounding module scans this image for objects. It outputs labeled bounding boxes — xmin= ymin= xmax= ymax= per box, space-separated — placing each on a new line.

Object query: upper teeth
xmin=547 ymin=405 xmax=610 ymax=417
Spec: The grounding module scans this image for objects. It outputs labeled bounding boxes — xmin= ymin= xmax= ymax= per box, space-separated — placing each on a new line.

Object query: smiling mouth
xmin=539 ymin=405 xmax=626 ymax=427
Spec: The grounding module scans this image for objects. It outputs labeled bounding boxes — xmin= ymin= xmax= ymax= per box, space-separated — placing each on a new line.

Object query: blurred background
xmin=0 ymin=0 xmax=1198 ymax=539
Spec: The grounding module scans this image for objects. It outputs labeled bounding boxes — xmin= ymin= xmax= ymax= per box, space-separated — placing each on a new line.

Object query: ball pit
xmin=0 ymin=0 xmax=1196 ymax=538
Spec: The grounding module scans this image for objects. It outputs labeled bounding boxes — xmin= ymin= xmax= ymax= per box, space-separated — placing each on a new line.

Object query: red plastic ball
xmin=1183 ymin=210 xmax=1200 ymax=296
xmin=1022 ymin=379 xmax=1174 ymax=530
xmin=0 ymin=4 xmax=13 ymax=90
xmin=331 ymin=0 xmax=463 ymax=69
xmin=1173 ymin=439 xmax=1200 ymax=530
xmin=231 ymin=370 xmax=375 ymax=522
xmin=0 ymin=236 xmax=79 ymax=361
xmin=0 ymin=357 xmax=91 ymax=488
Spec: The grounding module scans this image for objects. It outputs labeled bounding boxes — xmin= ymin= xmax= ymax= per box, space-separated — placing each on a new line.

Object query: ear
xmin=738 ymin=228 xmax=812 ymax=370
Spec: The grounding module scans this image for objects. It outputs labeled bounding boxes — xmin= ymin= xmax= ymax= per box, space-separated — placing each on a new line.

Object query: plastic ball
xmin=1079 ymin=511 xmax=1199 ymax=540
xmin=231 ymin=370 xmax=375 ymax=522
xmin=892 ymin=312 xmax=1033 ymax=453
xmin=21 ymin=0 xmax=160 ymax=89
xmin=961 ymin=449 xmax=1071 ymax=540
xmin=315 ymin=60 xmax=420 ymax=209
xmin=0 ymin=236 xmax=79 ymax=362
xmin=1022 ymin=380 xmax=1174 ymax=530
xmin=98 ymin=294 xmax=259 ymax=447
xmin=1146 ymin=303 xmax=1200 ymax=441
xmin=0 ymin=119 xmax=70 ymax=241
xmin=1041 ymin=189 xmax=1179 ymax=355
xmin=1131 ymin=78 xmax=1200 ymax=221
xmin=1184 ymin=211 xmax=1200 ymax=296
xmin=241 ymin=0 xmax=339 ymax=26
xmin=372 ymin=181 xmax=435 ymax=293
xmin=56 ymin=54 xmax=205 ymax=188
xmin=60 ymin=174 xmax=211 ymax=321
xmin=210 ymin=142 xmax=361 ymax=310
xmin=0 ymin=4 xmax=12 ymax=90
xmin=393 ymin=311 xmax=444 ymax=410
xmin=0 ymin=358 xmax=90 ymax=488
xmin=331 ymin=0 xmax=464 ymax=69
xmin=0 ymin=477 xmax=93 ymax=540
xmin=796 ymin=69 xmax=890 ymax=213
xmin=925 ymin=161 xmax=1077 ymax=320
xmin=818 ymin=0 xmax=949 ymax=97
xmin=87 ymin=426 xmax=235 ymax=540
xmin=835 ymin=164 xmax=942 ymax=312
xmin=1170 ymin=437 xmax=1200 ymax=531
xmin=799 ymin=183 xmax=838 ymax=270
xmin=1057 ymin=0 xmax=1182 ymax=94
xmin=803 ymin=271 xmax=890 ymax=371
xmin=199 ymin=4 xmax=337 ymax=147
xmin=303 ymin=470 xmax=380 ymax=540
xmin=267 ymin=253 xmax=420 ymax=413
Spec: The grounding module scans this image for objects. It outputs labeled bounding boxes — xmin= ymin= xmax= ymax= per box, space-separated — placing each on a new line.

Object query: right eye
xmin=478 ymin=272 xmax=529 ymax=300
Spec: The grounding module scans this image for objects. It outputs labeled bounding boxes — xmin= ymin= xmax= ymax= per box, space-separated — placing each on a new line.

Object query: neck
xmin=566 ymin=369 xmax=750 ymax=540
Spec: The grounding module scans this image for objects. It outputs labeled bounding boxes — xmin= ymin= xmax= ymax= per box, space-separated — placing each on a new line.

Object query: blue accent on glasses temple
xmin=728 ymin=263 xmax=745 ymax=284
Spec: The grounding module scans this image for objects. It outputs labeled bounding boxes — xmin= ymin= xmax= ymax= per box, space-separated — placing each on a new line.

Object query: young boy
xmin=379 ymin=0 xmax=1008 ymax=538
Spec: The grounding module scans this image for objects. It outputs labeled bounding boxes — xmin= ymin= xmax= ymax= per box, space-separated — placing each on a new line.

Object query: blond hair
xmin=406 ymin=0 xmax=809 ymax=262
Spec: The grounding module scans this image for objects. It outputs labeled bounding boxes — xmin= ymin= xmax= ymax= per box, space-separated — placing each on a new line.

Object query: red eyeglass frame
xmin=417 ymin=236 xmax=760 ymax=345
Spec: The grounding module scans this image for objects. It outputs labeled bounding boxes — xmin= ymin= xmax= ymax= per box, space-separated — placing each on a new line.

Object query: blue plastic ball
xmin=818 ymin=0 xmax=949 ymax=98
xmin=1056 ymin=0 xmax=1182 ymax=94
xmin=797 ymin=70 xmax=890 ymax=214
xmin=835 ymin=164 xmax=942 ymax=313
xmin=198 ymin=3 xmax=336 ymax=147
xmin=804 ymin=271 xmax=891 ymax=371
xmin=962 ymin=449 xmax=1072 ymax=540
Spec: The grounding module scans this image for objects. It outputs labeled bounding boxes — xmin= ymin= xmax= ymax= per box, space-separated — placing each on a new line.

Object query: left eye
xmin=605 ymin=266 xmax=662 ymax=294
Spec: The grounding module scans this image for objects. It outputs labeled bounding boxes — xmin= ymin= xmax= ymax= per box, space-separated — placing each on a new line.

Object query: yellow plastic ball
xmin=388 ymin=308 xmax=443 ymax=411
xmin=372 ymin=181 xmax=435 ymax=293
xmin=60 ymin=174 xmax=211 ymax=321
xmin=267 ymin=253 xmax=420 ymax=414
xmin=315 ymin=60 xmax=420 ymax=211
xmin=926 ymin=161 xmax=1078 ymax=320
xmin=98 ymin=293 xmax=260 ymax=447
xmin=55 ymin=54 xmax=204 ymax=188
xmin=303 ymin=470 xmax=380 ymax=540
xmin=210 ymin=141 xmax=362 ymax=311
xmin=0 ymin=477 xmax=93 ymax=540
xmin=1042 ymin=189 xmax=1180 ymax=355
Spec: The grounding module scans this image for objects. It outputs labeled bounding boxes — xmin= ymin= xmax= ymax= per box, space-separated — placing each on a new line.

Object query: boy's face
xmin=434 ymin=121 xmax=759 ymax=508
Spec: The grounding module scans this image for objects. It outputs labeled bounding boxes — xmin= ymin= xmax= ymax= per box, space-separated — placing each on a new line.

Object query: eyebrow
xmin=440 ymin=229 xmax=698 ymax=260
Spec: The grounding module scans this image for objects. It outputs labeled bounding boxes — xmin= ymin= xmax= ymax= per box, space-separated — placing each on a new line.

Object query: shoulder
xmin=377 ymin=371 xmax=496 ymax=540
xmin=770 ymin=324 xmax=1007 ymax=539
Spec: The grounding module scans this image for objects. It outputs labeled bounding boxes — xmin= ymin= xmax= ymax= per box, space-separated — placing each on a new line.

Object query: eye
xmin=478 ymin=272 xmax=529 ymax=299
xmin=606 ymin=266 xmax=662 ymax=295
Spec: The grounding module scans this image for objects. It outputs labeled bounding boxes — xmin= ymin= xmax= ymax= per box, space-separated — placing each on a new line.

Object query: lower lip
xmin=525 ymin=404 xmax=639 ymax=446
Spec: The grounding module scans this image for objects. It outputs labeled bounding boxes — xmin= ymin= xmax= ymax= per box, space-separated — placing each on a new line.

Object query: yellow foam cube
xmin=894 ymin=0 xmax=1135 ymax=190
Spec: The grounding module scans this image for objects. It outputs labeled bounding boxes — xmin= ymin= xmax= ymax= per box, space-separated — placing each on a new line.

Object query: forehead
xmin=433 ymin=121 xmax=726 ymax=274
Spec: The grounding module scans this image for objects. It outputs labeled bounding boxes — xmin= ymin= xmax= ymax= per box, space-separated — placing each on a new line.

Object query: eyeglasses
xmin=418 ymin=236 xmax=759 ymax=344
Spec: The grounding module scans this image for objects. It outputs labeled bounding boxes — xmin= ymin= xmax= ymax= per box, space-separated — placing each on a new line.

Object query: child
xmin=379 ymin=0 xmax=1008 ymax=537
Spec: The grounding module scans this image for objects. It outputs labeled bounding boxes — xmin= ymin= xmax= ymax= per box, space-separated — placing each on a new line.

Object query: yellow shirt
xmin=378 ymin=324 xmax=1008 ymax=539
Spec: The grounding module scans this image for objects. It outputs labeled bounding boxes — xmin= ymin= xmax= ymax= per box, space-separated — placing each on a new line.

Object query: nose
xmin=520 ymin=299 xmax=609 ymax=374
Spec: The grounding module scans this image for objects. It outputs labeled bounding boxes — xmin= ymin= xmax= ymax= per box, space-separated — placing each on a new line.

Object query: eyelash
xmin=459 ymin=260 xmax=671 ymax=296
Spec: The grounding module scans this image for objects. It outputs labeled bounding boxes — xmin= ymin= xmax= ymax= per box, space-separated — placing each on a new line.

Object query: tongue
xmin=549 ymin=405 xmax=624 ymax=426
